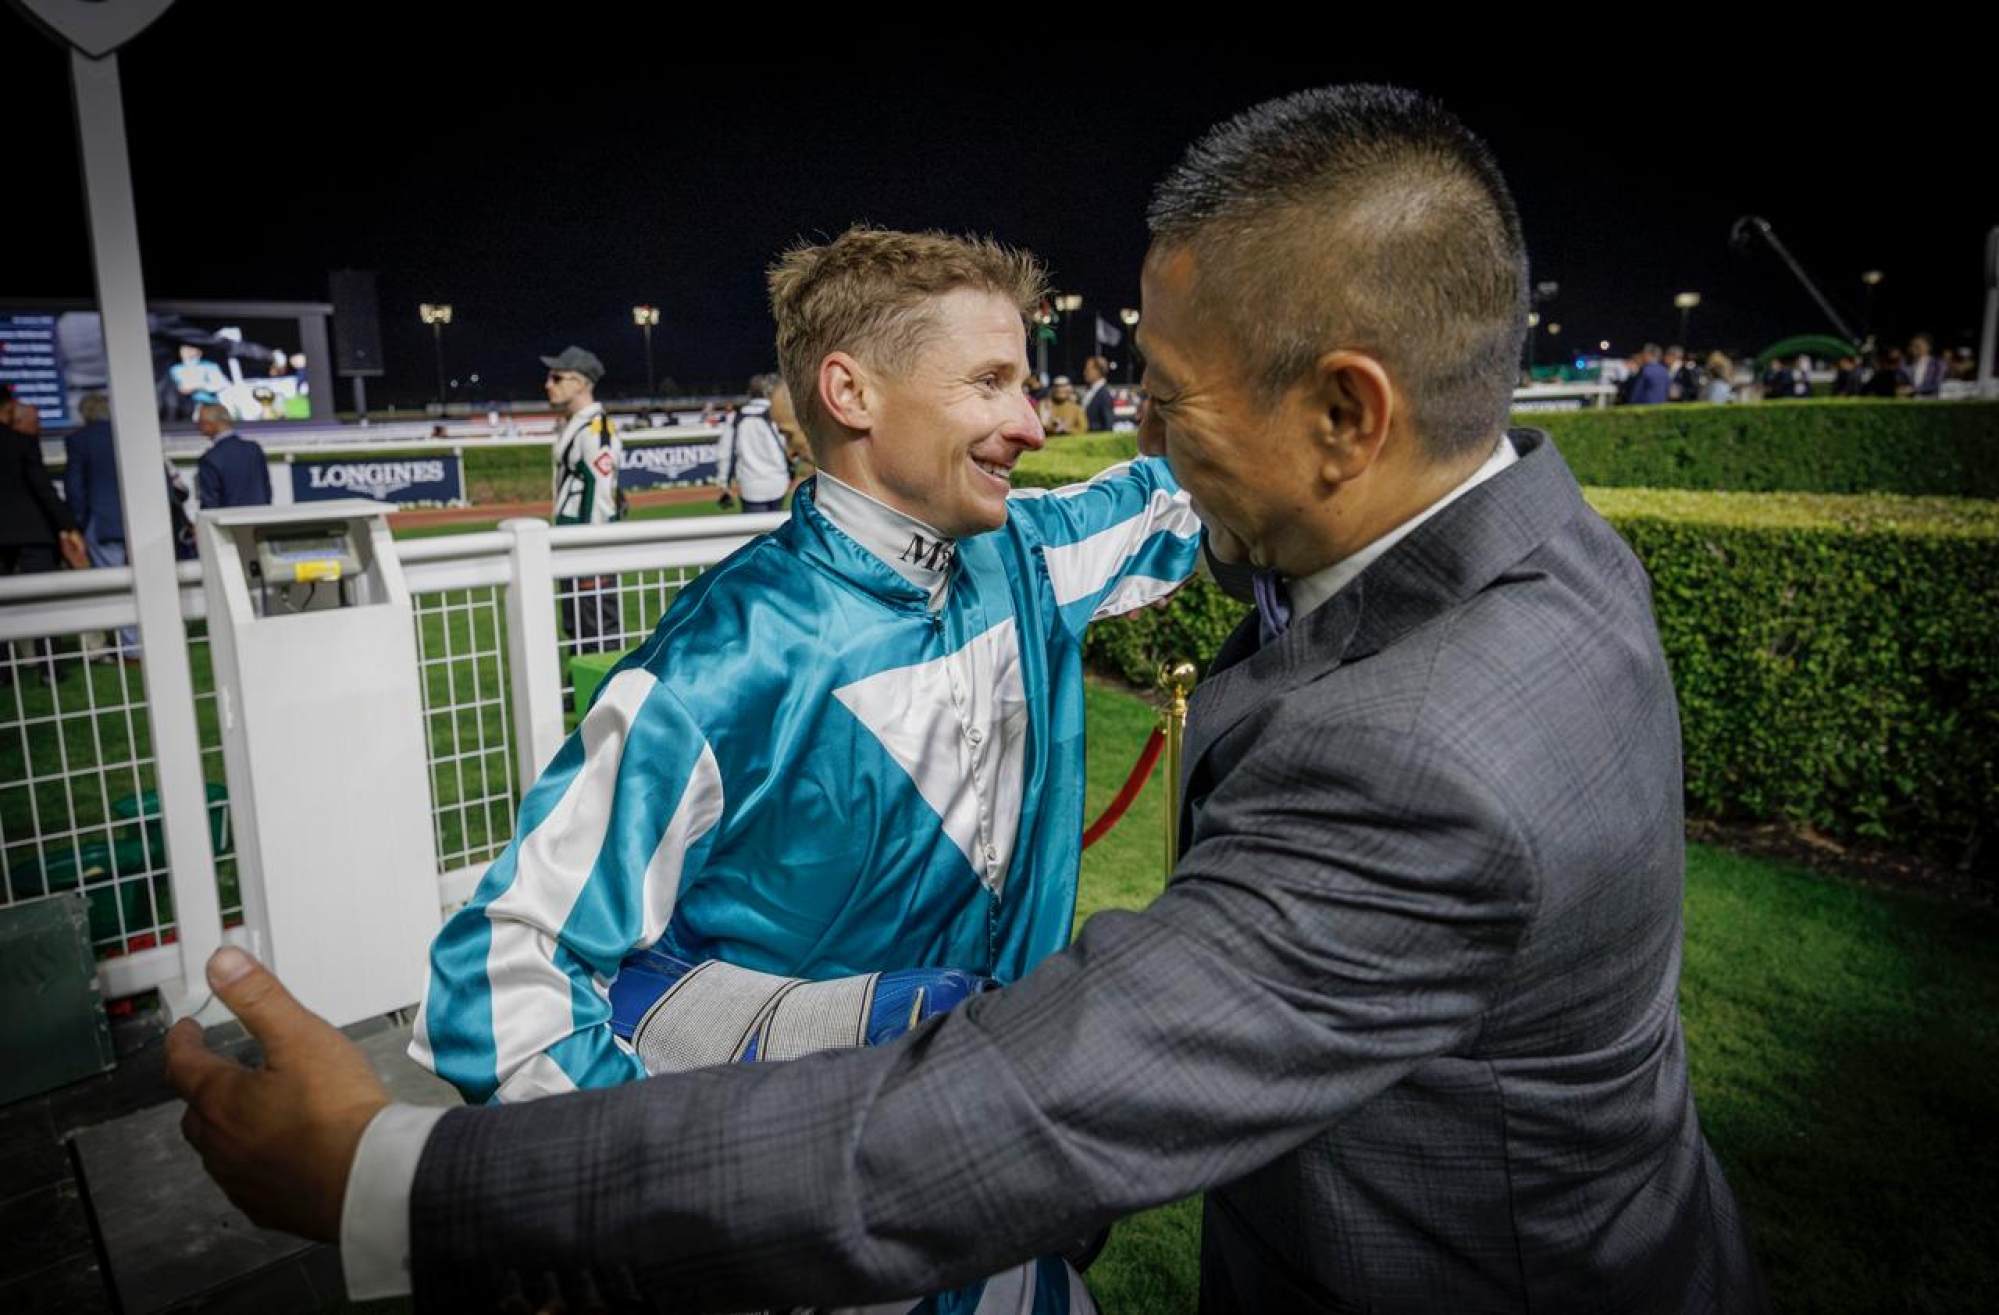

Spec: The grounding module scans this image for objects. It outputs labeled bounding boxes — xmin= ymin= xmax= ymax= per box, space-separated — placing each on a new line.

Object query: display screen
xmin=0 ymin=310 xmax=312 ymax=428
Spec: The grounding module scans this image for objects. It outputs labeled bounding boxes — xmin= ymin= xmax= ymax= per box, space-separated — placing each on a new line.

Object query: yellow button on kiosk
xmin=197 ymin=501 xmax=439 ymax=1029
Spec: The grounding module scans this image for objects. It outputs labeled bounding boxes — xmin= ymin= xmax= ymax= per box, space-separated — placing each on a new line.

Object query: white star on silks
xmin=831 ymin=617 xmax=1028 ymax=895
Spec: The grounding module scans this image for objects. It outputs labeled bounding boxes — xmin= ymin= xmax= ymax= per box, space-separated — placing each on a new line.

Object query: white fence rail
xmin=0 ymin=512 xmax=783 ymax=1000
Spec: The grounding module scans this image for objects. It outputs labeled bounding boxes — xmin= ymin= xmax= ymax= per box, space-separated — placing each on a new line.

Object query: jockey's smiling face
xmin=817 ymin=287 xmax=1046 ymax=539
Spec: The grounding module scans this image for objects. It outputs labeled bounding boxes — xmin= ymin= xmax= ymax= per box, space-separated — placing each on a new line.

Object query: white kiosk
xmin=198 ymin=500 xmax=438 ymax=1028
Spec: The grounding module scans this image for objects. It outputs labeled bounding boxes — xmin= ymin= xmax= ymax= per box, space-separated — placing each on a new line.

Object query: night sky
xmin=13 ymin=9 xmax=1990 ymax=405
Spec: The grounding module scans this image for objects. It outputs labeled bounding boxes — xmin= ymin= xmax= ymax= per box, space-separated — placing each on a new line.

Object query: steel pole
xmin=431 ymin=321 xmax=446 ymax=408
xmin=70 ymin=46 xmax=222 ymax=1021
xmin=1159 ymin=660 xmax=1197 ymax=883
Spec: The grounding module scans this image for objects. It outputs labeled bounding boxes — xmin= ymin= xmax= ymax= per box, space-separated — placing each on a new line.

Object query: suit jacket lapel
xmin=1181 ymin=582 xmax=1366 ymax=796
xmin=1179 ymin=428 xmax=1583 ymax=798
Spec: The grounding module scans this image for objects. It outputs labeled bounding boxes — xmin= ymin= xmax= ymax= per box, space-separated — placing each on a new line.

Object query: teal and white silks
xmin=412 ymin=458 xmax=1199 ymax=1098
xmin=410 ymin=459 xmax=1199 ymax=1314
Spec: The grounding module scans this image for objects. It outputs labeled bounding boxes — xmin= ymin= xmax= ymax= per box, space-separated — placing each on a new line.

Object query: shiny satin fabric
xmin=620 ymin=478 xmax=1091 ymax=984
xmin=414 ymin=460 xmax=1202 ymax=1104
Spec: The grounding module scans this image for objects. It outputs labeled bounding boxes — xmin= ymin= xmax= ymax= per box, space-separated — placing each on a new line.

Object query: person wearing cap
xmin=1037 ymin=374 xmax=1089 ymax=435
xmin=541 ymin=345 xmax=622 ymax=654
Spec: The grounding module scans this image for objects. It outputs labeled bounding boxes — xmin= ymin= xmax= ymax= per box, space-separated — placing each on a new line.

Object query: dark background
xmin=12 ymin=8 xmax=1992 ymax=403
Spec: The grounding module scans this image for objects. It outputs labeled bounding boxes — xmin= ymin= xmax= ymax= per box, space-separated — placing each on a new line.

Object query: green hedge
xmin=1020 ymin=447 xmax=1998 ymax=864
xmin=1600 ymin=490 xmax=1995 ymax=860
xmin=1020 ymin=400 xmax=1999 ymax=499
xmin=1535 ymin=401 xmax=1999 ymax=498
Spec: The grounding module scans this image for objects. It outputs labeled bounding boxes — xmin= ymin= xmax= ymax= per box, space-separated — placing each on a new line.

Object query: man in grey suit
xmin=167 ymin=84 xmax=1763 ymax=1312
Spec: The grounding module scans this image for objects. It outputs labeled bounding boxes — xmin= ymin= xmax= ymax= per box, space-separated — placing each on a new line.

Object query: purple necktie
xmin=1252 ymin=570 xmax=1292 ymax=648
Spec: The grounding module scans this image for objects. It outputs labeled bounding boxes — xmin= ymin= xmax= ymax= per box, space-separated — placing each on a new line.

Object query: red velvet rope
xmin=1082 ymin=728 xmax=1165 ymax=850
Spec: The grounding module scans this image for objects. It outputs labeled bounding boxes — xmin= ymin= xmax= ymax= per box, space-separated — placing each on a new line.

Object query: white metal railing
xmin=0 ymin=512 xmax=782 ymax=998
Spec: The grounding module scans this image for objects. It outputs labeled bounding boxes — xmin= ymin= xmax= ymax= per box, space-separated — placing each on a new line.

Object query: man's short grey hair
xmin=1147 ymin=84 xmax=1529 ymax=462
xmin=196 ymin=402 xmax=233 ymax=426
xmin=748 ymin=373 xmax=782 ymax=399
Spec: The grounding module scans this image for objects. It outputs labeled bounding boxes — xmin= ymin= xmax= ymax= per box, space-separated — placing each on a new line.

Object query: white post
xmin=70 ymin=47 xmax=222 ymax=1022
xmin=502 ymin=518 xmax=565 ymax=784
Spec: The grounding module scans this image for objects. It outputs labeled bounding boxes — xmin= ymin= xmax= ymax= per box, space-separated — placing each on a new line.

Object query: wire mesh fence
xmin=553 ymin=565 xmax=700 ymax=707
xmin=0 ymin=627 xmax=237 ymax=960
xmin=2 ymin=530 xmax=737 ymax=987
xmin=411 ymin=585 xmax=518 ymax=875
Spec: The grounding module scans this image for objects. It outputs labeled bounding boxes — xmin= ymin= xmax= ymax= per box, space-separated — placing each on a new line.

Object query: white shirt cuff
xmin=340 ymin=1102 xmax=451 ymax=1301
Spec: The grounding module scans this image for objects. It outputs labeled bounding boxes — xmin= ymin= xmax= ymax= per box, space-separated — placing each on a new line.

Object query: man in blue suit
xmin=61 ymin=393 xmax=141 ymax=658
xmin=1623 ymin=342 xmax=1672 ymax=405
xmin=193 ymin=403 xmax=272 ymax=508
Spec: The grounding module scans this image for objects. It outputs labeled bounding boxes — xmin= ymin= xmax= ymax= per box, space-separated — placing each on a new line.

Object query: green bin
xmin=1 ymin=783 xmax=230 ymax=947
xmin=570 ymin=647 xmax=640 ymax=712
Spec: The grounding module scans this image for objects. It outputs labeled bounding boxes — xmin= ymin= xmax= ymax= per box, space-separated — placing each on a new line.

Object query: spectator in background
xmin=1664 ymin=345 xmax=1700 ymax=401
xmin=1038 ymin=375 xmax=1089 ymax=435
xmin=1905 ymin=334 xmax=1944 ymax=397
xmin=1612 ymin=352 xmax=1638 ymax=404
xmin=715 ymin=373 xmax=794 ymax=513
xmin=1761 ymin=354 xmax=1810 ymax=400
xmin=541 ymin=346 xmax=620 ymax=659
xmin=1831 ymin=354 xmax=1865 ymax=396
xmin=1701 ymin=351 xmax=1735 ymax=403
xmin=767 ymin=378 xmax=813 ymax=487
xmin=2 ymin=386 xmax=88 ymax=686
xmin=1623 ymin=342 xmax=1671 ymax=405
xmin=1080 ymin=354 xmax=1115 ymax=431
xmin=195 ymin=402 xmax=273 ymax=507
xmin=1860 ymin=346 xmax=1906 ymax=398
xmin=62 ymin=394 xmax=140 ymax=660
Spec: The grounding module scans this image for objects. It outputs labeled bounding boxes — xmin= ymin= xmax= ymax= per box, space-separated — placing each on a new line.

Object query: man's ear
xmin=1311 ymin=350 xmax=1396 ymax=484
xmin=819 ymin=352 xmax=876 ymax=434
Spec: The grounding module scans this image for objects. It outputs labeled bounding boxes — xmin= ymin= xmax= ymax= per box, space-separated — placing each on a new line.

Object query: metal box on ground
xmin=0 ymin=894 xmax=115 ymax=1104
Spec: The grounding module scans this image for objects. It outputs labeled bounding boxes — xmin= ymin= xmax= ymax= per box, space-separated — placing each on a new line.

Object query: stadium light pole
xmin=1119 ymin=308 xmax=1140 ymax=382
xmin=633 ymin=304 xmax=659 ymax=400
xmin=1032 ymin=304 xmax=1055 ymax=382
xmin=420 ymin=302 xmax=452 ymax=410
xmin=1525 ymin=311 xmax=1540 ymax=371
xmin=1860 ymin=270 xmax=1884 ymax=345
xmin=1054 ymin=293 xmax=1083 ymax=377
xmin=1674 ymin=291 xmax=1701 ymax=347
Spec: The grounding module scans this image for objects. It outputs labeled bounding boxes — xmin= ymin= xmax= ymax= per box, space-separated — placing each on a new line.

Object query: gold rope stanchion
xmin=1158 ymin=659 xmax=1198 ymax=885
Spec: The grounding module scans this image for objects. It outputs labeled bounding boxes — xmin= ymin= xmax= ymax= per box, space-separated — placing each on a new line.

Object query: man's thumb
xmin=206 ymin=947 xmax=313 ymax=1055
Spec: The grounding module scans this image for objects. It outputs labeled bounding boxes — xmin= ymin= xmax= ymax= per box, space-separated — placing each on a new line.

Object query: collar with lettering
xmin=812 ymin=471 xmax=957 ymax=611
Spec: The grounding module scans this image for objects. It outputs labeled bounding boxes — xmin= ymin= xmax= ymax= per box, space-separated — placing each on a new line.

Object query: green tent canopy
xmin=1756 ymin=334 xmax=1859 ymax=368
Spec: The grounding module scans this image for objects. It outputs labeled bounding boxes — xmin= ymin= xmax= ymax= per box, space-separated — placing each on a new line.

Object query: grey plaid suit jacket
xmin=408 ymin=428 xmax=1764 ymax=1313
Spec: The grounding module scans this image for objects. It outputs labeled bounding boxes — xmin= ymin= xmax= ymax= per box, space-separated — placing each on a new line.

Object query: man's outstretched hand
xmin=163 ymin=947 xmax=392 ymax=1242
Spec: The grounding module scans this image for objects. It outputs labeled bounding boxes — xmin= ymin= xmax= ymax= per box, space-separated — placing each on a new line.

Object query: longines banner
xmin=621 ymin=438 xmax=721 ymax=490
xmin=291 ymin=455 xmax=465 ymax=506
